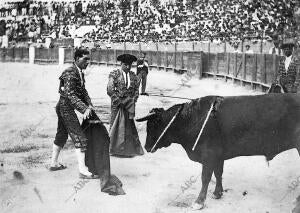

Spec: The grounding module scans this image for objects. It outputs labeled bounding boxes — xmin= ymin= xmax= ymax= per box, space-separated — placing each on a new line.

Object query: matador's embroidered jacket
xmin=58 ymin=63 xmax=92 ymax=113
xmin=107 ymin=69 xmax=139 ymax=125
xmin=54 ymin=63 xmax=92 ymax=150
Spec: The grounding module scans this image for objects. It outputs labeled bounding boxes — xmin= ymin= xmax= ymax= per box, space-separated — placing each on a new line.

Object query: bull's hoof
xmin=191 ymin=202 xmax=205 ymax=210
xmin=212 ymin=192 xmax=223 ymax=199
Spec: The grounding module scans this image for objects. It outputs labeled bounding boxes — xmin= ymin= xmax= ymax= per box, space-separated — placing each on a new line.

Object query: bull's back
xmin=217 ymin=94 xmax=300 ymax=159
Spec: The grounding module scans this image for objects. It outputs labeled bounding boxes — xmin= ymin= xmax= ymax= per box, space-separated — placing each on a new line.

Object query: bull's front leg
xmin=213 ymin=159 xmax=224 ymax=199
xmin=192 ymin=163 xmax=214 ymax=210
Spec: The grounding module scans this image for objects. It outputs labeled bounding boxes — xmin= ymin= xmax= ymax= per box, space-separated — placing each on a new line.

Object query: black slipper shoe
xmin=49 ymin=164 xmax=67 ymax=171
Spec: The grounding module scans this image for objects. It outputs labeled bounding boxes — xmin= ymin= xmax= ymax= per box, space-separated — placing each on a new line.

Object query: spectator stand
xmin=0 ymin=0 xmax=297 ymax=46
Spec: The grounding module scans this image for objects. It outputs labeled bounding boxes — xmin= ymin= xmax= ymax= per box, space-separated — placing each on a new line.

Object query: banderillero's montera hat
xmin=117 ymin=54 xmax=137 ymax=64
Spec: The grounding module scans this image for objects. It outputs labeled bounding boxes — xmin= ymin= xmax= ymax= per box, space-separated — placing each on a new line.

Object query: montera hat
xmin=117 ymin=54 xmax=137 ymax=64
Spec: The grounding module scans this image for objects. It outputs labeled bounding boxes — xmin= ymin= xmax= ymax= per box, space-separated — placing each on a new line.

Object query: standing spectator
xmin=82 ymin=0 xmax=88 ymax=14
xmin=136 ymin=52 xmax=149 ymax=95
xmin=22 ymin=5 xmax=26 ymax=16
xmin=271 ymin=39 xmax=300 ymax=93
xmin=47 ymin=1 xmax=52 ymax=16
xmin=11 ymin=6 xmax=17 ymax=18
xmin=0 ymin=7 xmax=5 ymax=17
xmin=6 ymin=3 xmax=12 ymax=16
xmin=33 ymin=2 xmax=38 ymax=15
xmin=16 ymin=2 xmax=21 ymax=16
xmin=0 ymin=20 xmax=6 ymax=36
xmin=107 ymin=54 xmax=144 ymax=157
xmin=25 ymin=1 xmax=30 ymax=15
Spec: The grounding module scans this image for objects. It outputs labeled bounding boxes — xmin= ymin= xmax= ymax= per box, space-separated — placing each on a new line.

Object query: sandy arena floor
xmin=0 ymin=63 xmax=300 ymax=213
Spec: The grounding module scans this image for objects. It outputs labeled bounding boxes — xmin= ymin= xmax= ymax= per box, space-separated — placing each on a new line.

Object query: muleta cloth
xmin=117 ymin=54 xmax=137 ymax=64
xmin=82 ymin=111 xmax=125 ymax=196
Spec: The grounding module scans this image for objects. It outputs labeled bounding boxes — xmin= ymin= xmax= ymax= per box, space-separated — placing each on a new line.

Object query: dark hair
xmin=74 ymin=49 xmax=90 ymax=60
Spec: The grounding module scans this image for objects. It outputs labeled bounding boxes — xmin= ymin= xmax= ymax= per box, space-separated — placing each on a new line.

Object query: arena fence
xmin=34 ymin=48 xmax=59 ymax=64
xmin=0 ymin=47 xmax=281 ymax=91
xmin=0 ymin=47 xmax=29 ymax=63
xmin=83 ymin=48 xmax=279 ymax=91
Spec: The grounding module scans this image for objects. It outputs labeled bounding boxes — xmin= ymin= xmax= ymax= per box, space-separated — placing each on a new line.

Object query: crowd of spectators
xmin=186 ymin=0 xmax=296 ymax=41
xmin=0 ymin=0 xmax=297 ymax=45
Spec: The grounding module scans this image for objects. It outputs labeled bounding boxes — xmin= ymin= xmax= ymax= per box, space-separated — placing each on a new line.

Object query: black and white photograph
xmin=0 ymin=0 xmax=300 ymax=212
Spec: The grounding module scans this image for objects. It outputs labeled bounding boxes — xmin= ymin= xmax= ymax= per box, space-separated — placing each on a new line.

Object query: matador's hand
xmin=83 ymin=108 xmax=92 ymax=120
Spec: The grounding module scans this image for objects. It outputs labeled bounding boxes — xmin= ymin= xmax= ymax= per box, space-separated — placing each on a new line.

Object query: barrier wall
xmin=0 ymin=48 xmax=29 ymax=62
xmin=64 ymin=48 xmax=74 ymax=63
xmin=79 ymin=48 xmax=280 ymax=90
xmin=0 ymin=47 xmax=282 ymax=91
xmin=201 ymin=52 xmax=280 ymax=89
xmin=34 ymin=48 xmax=59 ymax=64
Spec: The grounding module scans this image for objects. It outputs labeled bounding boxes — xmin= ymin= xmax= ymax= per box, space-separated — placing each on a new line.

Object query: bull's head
xmin=136 ymin=106 xmax=180 ymax=153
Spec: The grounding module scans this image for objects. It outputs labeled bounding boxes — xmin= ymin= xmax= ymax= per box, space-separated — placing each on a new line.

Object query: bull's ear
xmin=213 ymin=96 xmax=224 ymax=112
xmin=136 ymin=112 xmax=157 ymax=122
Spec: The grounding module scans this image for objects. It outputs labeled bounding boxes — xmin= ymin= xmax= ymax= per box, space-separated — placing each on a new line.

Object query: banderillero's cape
xmin=81 ymin=112 xmax=125 ymax=196
xmin=109 ymin=97 xmax=144 ymax=157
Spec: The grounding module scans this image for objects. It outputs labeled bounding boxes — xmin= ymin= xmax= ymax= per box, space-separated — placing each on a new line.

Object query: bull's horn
xmin=136 ymin=112 xmax=156 ymax=122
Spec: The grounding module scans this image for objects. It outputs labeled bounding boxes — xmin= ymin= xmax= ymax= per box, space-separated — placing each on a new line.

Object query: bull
xmin=136 ymin=94 xmax=300 ymax=210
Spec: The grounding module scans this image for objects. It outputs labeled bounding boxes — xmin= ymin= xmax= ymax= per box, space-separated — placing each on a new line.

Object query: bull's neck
xmin=159 ymin=109 xmax=203 ymax=162
xmin=161 ymin=104 xmax=197 ymax=150
xmin=168 ymin=114 xmax=195 ymax=149
xmin=171 ymin=109 xmax=206 ymax=150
